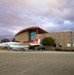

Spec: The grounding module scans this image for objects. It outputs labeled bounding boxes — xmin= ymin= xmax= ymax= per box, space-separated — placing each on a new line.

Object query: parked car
xmin=8 ymin=42 xmax=29 ymax=51
xmin=29 ymin=45 xmax=45 ymax=50
xmin=37 ymin=45 xmax=45 ymax=50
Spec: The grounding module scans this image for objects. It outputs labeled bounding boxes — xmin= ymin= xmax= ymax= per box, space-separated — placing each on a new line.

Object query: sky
xmin=0 ymin=0 xmax=74 ymax=40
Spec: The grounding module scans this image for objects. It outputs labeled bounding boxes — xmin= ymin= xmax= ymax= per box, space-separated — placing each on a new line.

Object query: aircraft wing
xmin=0 ymin=43 xmax=8 ymax=47
xmin=29 ymin=43 xmax=41 ymax=46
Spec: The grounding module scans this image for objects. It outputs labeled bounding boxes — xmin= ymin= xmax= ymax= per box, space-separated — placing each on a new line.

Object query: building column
xmin=37 ymin=28 xmax=38 ymax=34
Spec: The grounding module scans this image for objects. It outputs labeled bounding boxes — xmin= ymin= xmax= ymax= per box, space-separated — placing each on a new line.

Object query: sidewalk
xmin=0 ymin=49 xmax=74 ymax=54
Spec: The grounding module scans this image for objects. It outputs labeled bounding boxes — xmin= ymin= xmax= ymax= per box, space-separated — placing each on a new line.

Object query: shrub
xmin=54 ymin=48 xmax=63 ymax=51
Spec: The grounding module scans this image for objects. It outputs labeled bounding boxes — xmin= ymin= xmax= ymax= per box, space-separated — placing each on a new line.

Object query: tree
xmin=1 ymin=38 xmax=10 ymax=43
xmin=13 ymin=40 xmax=20 ymax=42
xmin=41 ymin=37 xmax=55 ymax=46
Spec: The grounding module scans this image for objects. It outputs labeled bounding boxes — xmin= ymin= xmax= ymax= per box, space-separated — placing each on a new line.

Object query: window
xmin=30 ymin=32 xmax=36 ymax=40
xmin=73 ymin=43 xmax=74 ymax=47
xmin=54 ymin=36 xmax=56 ymax=40
xmin=68 ymin=35 xmax=70 ymax=39
xmin=58 ymin=36 xmax=60 ymax=40
xmin=67 ymin=43 xmax=71 ymax=47
xmin=58 ymin=43 xmax=62 ymax=47
xmin=72 ymin=35 xmax=74 ymax=39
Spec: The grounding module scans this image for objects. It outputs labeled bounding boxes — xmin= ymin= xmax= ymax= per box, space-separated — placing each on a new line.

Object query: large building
xmin=45 ymin=32 xmax=74 ymax=50
xmin=15 ymin=26 xmax=48 ymax=43
xmin=14 ymin=26 xmax=74 ymax=50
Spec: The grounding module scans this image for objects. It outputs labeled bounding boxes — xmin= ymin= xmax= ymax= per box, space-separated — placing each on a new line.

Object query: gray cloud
xmin=0 ymin=0 xmax=74 ymax=40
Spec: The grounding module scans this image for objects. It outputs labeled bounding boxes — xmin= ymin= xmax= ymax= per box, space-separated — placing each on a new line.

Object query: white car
xmin=0 ymin=42 xmax=29 ymax=51
xmin=8 ymin=43 xmax=29 ymax=51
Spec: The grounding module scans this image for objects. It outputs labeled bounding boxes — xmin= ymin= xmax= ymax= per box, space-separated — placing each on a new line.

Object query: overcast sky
xmin=0 ymin=0 xmax=74 ymax=40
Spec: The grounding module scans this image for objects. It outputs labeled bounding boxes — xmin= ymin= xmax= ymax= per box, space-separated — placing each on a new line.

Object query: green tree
xmin=13 ymin=40 xmax=20 ymax=42
xmin=41 ymin=37 xmax=55 ymax=46
xmin=1 ymin=38 xmax=10 ymax=43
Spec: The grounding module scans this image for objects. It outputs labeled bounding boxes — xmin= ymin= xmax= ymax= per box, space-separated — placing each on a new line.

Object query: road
xmin=0 ymin=50 xmax=74 ymax=75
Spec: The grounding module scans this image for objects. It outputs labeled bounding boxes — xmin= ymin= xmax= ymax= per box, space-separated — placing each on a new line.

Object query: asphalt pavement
xmin=0 ymin=50 xmax=74 ymax=75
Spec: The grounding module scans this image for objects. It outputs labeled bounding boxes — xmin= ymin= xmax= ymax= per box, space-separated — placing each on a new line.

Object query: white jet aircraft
xmin=29 ymin=34 xmax=41 ymax=46
xmin=29 ymin=34 xmax=45 ymax=50
xmin=0 ymin=42 xmax=29 ymax=51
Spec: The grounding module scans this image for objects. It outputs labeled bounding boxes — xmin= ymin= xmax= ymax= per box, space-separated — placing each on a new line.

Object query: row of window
xmin=54 ymin=35 xmax=74 ymax=40
xmin=54 ymin=36 xmax=60 ymax=40
xmin=57 ymin=43 xmax=73 ymax=47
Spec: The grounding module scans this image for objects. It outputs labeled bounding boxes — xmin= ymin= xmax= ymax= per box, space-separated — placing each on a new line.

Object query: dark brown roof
xmin=15 ymin=26 xmax=49 ymax=36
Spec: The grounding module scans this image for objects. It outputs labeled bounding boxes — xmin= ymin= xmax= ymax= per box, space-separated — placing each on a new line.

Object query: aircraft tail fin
xmin=30 ymin=34 xmax=41 ymax=46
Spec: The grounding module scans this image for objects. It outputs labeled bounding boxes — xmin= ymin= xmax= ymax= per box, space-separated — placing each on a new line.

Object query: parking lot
xmin=0 ymin=50 xmax=74 ymax=75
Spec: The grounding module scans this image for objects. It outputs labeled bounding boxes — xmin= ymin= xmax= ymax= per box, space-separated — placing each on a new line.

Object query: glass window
xmin=68 ymin=35 xmax=70 ymax=39
xmin=67 ymin=43 xmax=71 ymax=47
xmin=73 ymin=43 xmax=74 ymax=47
xmin=30 ymin=32 xmax=36 ymax=40
xmin=58 ymin=36 xmax=60 ymax=40
xmin=54 ymin=36 xmax=56 ymax=40
xmin=72 ymin=35 xmax=74 ymax=39
xmin=58 ymin=43 xmax=62 ymax=47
